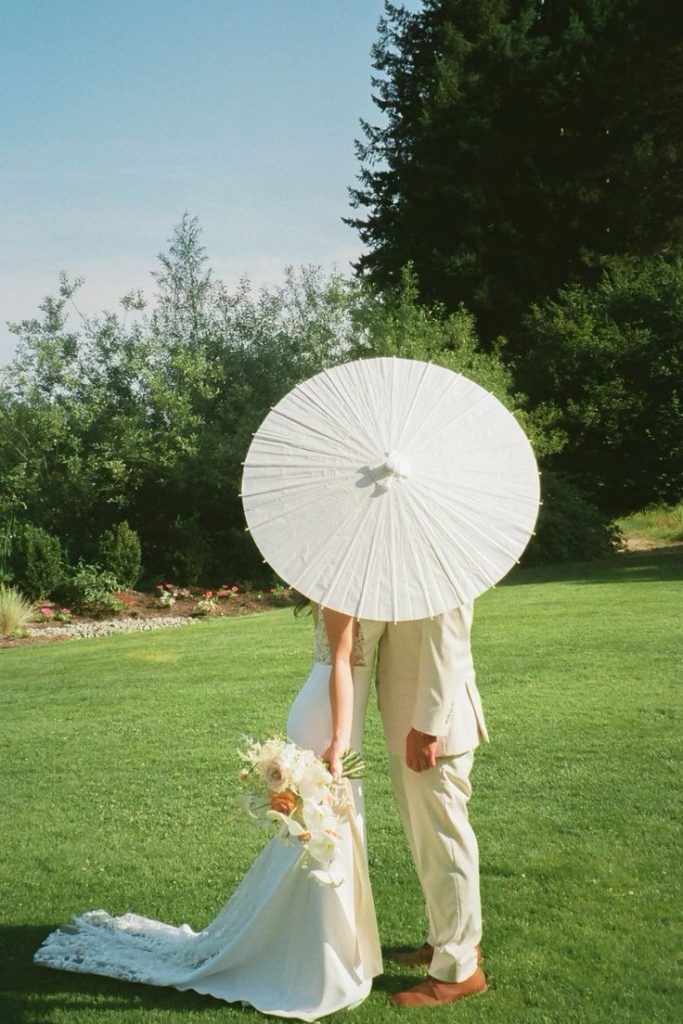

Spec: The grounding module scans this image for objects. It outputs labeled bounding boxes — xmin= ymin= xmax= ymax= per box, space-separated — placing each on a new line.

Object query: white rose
xmin=261 ymin=757 xmax=290 ymax=792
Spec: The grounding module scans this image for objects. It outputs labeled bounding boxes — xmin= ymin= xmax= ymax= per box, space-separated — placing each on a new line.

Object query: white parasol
xmin=241 ymin=357 xmax=540 ymax=621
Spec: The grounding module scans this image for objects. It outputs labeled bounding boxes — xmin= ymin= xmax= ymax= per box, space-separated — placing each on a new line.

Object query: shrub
xmin=0 ymin=515 xmax=17 ymax=584
xmin=59 ymin=560 xmax=123 ymax=615
xmin=97 ymin=521 xmax=142 ymax=588
xmin=166 ymin=516 xmax=213 ymax=585
xmin=0 ymin=584 xmax=34 ymax=636
xmin=8 ymin=524 xmax=64 ymax=600
xmin=523 ymin=472 xmax=622 ymax=566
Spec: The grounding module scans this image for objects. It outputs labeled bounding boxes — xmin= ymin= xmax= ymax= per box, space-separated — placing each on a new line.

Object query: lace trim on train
xmin=33 ymin=909 xmax=214 ymax=983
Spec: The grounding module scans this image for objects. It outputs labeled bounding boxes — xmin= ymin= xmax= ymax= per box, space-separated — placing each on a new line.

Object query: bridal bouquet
xmin=236 ymin=735 xmax=365 ymax=886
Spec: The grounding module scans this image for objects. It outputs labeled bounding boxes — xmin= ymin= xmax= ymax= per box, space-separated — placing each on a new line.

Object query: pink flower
xmin=165 ymin=582 xmax=174 ymax=589
xmin=39 ymin=607 xmax=55 ymax=619
xmin=231 ymin=585 xmax=239 ymax=592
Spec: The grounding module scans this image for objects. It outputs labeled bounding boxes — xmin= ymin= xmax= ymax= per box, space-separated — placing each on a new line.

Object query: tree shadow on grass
xmin=501 ymin=548 xmax=683 ymax=589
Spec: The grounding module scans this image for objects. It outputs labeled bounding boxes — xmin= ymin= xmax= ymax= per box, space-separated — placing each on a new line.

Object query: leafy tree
xmin=344 ymin=267 xmax=563 ymax=459
xmin=343 ymin=271 xmax=620 ymax=561
xmin=1 ymin=215 xmax=613 ymax=577
xmin=0 ymin=220 xmax=364 ymax=583
xmin=518 ymin=254 xmax=683 ymax=515
xmin=348 ymin=0 xmax=683 ymax=348
xmin=0 ymin=512 xmax=18 ymax=584
xmin=0 ymin=275 xmax=192 ymax=563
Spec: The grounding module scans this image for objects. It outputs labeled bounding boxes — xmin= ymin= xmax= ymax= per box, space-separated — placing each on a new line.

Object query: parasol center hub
xmin=380 ymin=450 xmax=411 ymax=482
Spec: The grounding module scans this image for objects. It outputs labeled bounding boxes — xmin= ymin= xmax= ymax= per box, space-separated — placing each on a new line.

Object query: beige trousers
xmin=389 ymin=750 xmax=482 ymax=982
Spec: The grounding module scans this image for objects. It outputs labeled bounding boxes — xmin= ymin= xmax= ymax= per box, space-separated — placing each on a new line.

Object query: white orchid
xmin=265 ymin=808 xmax=307 ymax=840
xmin=309 ymin=868 xmax=343 ymax=888
xmin=237 ymin=735 xmax=365 ymax=886
xmin=236 ymin=793 xmax=269 ymax=824
xmin=301 ymin=798 xmax=336 ymax=836
xmin=299 ymin=761 xmax=333 ymax=803
xmin=307 ymin=832 xmax=339 ymax=869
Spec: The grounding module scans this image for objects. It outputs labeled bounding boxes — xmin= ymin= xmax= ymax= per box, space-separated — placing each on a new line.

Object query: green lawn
xmin=1 ymin=550 xmax=681 ymax=1024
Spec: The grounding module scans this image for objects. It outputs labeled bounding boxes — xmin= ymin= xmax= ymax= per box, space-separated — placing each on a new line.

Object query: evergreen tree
xmin=98 ymin=521 xmax=142 ymax=588
xmin=519 ymin=253 xmax=683 ymax=515
xmin=348 ymin=0 xmax=683 ymax=348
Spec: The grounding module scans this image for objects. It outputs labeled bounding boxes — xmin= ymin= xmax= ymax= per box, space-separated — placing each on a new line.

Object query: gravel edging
xmin=27 ymin=615 xmax=199 ymax=641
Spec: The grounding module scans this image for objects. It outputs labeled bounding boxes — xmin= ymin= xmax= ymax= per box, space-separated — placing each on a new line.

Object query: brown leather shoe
xmin=384 ymin=942 xmax=483 ymax=968
xmin=390 ymin=967 xmax=488 ymax=1007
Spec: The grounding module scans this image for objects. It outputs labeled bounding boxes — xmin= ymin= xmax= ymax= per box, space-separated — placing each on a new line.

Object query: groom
xmin=376 ymin=602 xmax=489 ymax=1007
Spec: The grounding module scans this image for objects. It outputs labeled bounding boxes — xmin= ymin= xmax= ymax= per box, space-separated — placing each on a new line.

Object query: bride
xmin=34 ymin=604 xmax=386 ymax=1020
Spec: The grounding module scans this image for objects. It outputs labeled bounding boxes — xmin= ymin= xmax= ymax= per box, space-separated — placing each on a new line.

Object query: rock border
xmin=27 ymin=615 xmax=199 ymax=641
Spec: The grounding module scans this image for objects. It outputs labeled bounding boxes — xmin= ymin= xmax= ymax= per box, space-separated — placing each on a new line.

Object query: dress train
xmin=34 ymin=617 xmax=385 ymax=1020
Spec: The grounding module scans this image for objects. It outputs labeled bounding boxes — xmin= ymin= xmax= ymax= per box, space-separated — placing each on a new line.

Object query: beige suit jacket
xmin=376 ymin=603 xmax=489 ymax=758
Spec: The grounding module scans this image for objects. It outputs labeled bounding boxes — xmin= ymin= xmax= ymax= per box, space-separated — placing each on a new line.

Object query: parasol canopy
xmin=241 ymin=357 xmax=540 ymax=621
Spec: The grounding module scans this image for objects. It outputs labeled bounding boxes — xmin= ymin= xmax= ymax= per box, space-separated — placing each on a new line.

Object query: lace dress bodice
xmin=311 ymin=602 xmax=387 ymax=669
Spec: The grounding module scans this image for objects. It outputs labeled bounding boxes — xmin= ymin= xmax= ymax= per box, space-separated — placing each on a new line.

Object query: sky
xmin=0 ymin=0 xmax=421 ymax=367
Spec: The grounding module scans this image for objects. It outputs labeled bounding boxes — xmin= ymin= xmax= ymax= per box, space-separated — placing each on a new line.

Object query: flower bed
xmin=1 ymin=584 xmax=296 ymax=648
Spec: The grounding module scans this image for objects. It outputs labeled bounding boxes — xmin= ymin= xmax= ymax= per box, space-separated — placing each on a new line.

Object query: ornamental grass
xmin=0 ymin=583 xmax=35 ymax=636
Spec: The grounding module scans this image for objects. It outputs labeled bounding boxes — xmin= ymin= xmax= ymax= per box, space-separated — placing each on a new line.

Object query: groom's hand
xmin=406 ymin=729 xmax=438 ymax=772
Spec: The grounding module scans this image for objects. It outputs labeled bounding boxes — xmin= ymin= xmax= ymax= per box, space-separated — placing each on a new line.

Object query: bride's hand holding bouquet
xmin=237 ymin=735 xmax=365 ymax=886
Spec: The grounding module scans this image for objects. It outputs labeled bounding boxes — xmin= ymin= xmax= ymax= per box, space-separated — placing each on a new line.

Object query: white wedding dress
xmin=34 ymin=610 xmax=385 ymax=1020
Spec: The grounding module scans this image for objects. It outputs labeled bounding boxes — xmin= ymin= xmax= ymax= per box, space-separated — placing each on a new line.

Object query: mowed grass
xmin=1 ymin=550 xmax=681 ymax=1024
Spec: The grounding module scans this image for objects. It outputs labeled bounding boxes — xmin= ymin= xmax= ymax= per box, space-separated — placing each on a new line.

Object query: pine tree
xmin=347 ymin=0 xmax=683 ymax=348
